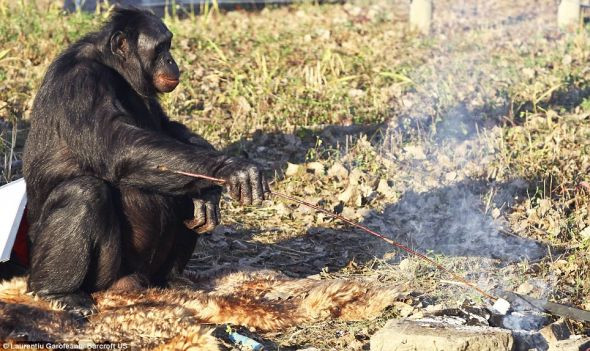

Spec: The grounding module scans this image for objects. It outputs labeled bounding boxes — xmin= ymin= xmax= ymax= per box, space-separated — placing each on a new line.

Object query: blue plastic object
xmin=228 ymin=331 xmax=264 ymax=350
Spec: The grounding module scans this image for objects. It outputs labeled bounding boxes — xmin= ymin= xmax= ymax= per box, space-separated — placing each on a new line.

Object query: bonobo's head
xmin=102 ymin=8 xmax=180 ymax=96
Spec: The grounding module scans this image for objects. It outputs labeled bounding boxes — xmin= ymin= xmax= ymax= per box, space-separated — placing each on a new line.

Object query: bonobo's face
xmin=110 ymin=15 xmax=180 ymax=95
xmin=138 ymin=23 xmax=180 ymax=93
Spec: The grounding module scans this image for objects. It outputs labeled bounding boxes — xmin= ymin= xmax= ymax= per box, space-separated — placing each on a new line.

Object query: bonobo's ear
xmin=110 ymin=31 xmax=128 ymax=60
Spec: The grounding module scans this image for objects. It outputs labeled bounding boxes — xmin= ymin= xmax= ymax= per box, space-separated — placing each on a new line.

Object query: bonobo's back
xmin=23 ymin=33 xmax=110 ymax=226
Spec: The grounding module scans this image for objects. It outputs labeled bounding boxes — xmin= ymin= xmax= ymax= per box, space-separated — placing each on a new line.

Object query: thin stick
xmin=157 ymin=165 xmax=225 ymax=183
xmin=159 ymin=166 xmax=497 ymax=301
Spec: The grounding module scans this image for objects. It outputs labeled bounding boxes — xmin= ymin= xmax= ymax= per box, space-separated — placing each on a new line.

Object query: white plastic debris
xmin=492 ymin=298 xmax=511 ymax=315
xmin=0 ymin=178 xmax=27 ymax=262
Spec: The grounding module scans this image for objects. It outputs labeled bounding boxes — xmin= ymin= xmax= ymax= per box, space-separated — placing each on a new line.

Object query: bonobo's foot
xmin=167 ymin=274 xmax=196 ymax=290
xmin=109 ymin=273 xmax=148 ymax=292
xmin=40 ymin=291 xmax=97 ymax=317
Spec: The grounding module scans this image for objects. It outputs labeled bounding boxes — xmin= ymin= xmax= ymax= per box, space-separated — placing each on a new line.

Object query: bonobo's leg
xmin=152 ymin=226 xmax=198 ymax=288
xmin=118 ymin=188 xmax=195 ymax=288
xmin=28 ymin=176 xmax=121 ymax=316
xmin=158 ymin=187 xmax=222 ymax=287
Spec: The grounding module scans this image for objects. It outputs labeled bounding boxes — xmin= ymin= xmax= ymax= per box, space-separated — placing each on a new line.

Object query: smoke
xmin=373 ymin=0 xmax=559 ymax=299
xmin=380 ymin=182 xmax=546 ymax=262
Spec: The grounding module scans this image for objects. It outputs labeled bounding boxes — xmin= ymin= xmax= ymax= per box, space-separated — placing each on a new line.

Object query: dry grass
xmin=1 ymin=0 xmax=590 ymax=348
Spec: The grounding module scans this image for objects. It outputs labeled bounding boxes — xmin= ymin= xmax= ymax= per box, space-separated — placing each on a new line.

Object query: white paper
xmin=0 ymin=178 xmax=27 ymax=262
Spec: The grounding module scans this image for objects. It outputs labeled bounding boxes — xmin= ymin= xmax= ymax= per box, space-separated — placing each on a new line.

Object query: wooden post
xmin=558 ymin=0 xmax=581 ymax=30
xmin=410 ymin=0 xmax=433 ymax=35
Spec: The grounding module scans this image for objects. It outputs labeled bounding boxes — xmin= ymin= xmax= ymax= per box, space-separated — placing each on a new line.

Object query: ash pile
xmin=370 ymin=294 xmax=590 ymax=351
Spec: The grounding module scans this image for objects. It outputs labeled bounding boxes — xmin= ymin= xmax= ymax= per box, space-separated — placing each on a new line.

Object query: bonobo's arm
xmin=111 ymin=120 xmax=268 ymax=204
xmin=108 ymin=120 xmax=230 ymax=195
xmin=55 ymin=70 xmax=267 ymax=203
xmin=163 ymin=119 xmax=216 ymax=151
xmin=162 ymin=117 xmax=224 ymax=232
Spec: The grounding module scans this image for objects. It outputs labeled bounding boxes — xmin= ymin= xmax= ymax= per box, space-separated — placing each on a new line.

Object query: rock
xmin=392 ymin=302 xmax=414 ymax=318
xmin=491 ymin=208 xmax=501 ymax=219
xmin=338 ymin=184 xmax=355 ymax=203
xmin=376 ymin=179 xmax=395 ymax=197
xmin=370 ymin=319 xmax=513 ymax=351
xmin=498 ymin=311 xmax=549 ymax=331
xmin=306 ymin=162 xmax=325 ymax=176
xmin=511 ymin=330 xmax=548 ymax=351
xmin=233 ymin=96 xmax=251 ymax=115
xmin=341 ymin=206 xmax=358 ymax=219
xmin=445 ymin=171 xmax=457 ymax=182
xmin=547 ymin=336 xmax=590 ymax=351
xmin=347 ymin=88 xmax=365 ymax=99
xmin=489 ymin=311 xmax=549 ymax=335
xmin=338 ymin=184 xmax=362 ymax=206
xmin=348 ymin=168 xmax=365 ymax=185
xmin=274 ymin=203 xmax=292 ymax=217
xmin=515 ymin=281 xmax=534 ymax=295
xmin=398 ymin=258 xmax=416 ymax=274
xmin=540 ymin=318 xmax=571 ymax=344
xmin=285 ymin=162 xmax=301 ymax=177
xmin=491 ymin=298 xmax=511 ymax=315
xmin=327 ymin=162 xmax=349 ymax=180
xmin=404 ymin=144 xmax=427 ymax=160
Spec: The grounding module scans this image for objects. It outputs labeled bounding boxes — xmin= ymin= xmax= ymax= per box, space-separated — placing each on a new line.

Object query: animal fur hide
xmin=0 ymin=269 xmax=397 ymax=350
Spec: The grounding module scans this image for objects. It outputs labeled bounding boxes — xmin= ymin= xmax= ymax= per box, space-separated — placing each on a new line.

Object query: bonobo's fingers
xmin=186 ymin=187 xmax=221 ymax=234
xmin=228 ymin=176 xmax=241 ymax=202
xmin=250 ymin=167 xmax=265 ymax=204
xmin=198 ymin=201 xmax=219 ymax=233
xmin=240 ymin=170 xmax=253 ymax=205
xmin=184 ymin=199 xmax=206 ymax=230
xmin=215 ymin=205 xmax=221 ymax=224
xmin=194 ymin=200 xmax=207 ymax=226
xmin=215 ymin=157 xmax=267 ymax=206
xmin=262 ymin=174 xmax=271 ymax=196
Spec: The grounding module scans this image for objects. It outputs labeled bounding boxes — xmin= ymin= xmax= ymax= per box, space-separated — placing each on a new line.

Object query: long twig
xmin=159 ymin=166 xmax=497 ymax=301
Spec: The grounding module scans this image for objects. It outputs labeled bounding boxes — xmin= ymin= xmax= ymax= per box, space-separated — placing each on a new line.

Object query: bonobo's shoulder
xmin=51 ymin=54 xmax=111 ymax=82
xmin=44 ymin=53 xmax=118 ymax=97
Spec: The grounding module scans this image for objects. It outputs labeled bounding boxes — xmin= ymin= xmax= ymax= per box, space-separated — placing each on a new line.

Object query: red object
xmin=12 ymin=208 xmax=29 ymax=268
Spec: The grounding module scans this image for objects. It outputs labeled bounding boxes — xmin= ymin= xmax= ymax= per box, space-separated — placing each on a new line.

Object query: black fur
xmin=22 ymin=7 xmax=267 ymax=315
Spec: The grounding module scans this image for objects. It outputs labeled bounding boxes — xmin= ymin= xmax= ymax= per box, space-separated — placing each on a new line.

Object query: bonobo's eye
xmin=155 ymin=41 xmax=171 ymax=56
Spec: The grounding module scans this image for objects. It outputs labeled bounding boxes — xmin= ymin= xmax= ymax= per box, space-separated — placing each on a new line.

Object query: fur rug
xmin=0 ymin=269 xmax=397 ymax=349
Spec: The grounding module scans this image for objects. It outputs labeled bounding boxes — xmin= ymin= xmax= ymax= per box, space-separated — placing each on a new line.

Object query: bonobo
xmin=22 ymin=7 xmax=268 ymax=316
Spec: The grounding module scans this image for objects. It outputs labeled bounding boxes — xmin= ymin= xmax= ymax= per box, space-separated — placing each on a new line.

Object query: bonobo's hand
xmin=214 ymin=158 xmax=269 ymax=205
xmin=184 ymin=186 xmax=222 ymax=234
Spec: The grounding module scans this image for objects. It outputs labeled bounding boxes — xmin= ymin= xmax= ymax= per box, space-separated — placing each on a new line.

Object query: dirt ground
xmin=1 ymin=0 xmax=589 ymax=349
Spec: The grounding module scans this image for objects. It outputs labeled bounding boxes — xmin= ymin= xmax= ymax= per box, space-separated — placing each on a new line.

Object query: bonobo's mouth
xmin=154 ymin=74 xmax=180 ymax=93
xmin=161 ymin=76 xmax=179 ymax=85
